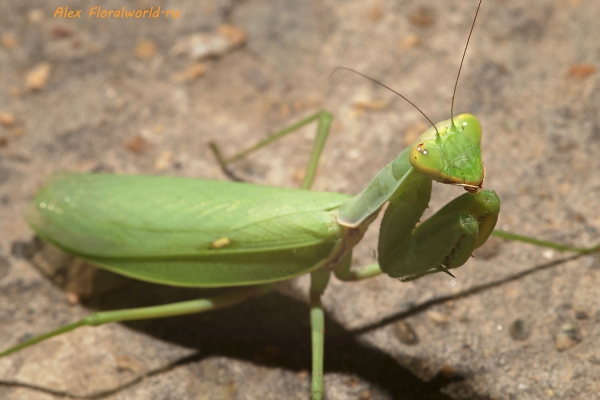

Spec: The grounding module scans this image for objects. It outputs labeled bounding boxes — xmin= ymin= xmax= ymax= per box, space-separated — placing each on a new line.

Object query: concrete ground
xmin=0 ymin=0 xmax=599 ymax=399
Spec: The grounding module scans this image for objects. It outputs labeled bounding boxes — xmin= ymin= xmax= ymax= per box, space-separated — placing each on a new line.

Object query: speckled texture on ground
xmin=0 ymin=0 xmax=599 ymax=399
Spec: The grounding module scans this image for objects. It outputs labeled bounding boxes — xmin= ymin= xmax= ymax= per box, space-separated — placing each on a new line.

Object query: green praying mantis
xmin=1 ymin=1 xmax=599 ymax=399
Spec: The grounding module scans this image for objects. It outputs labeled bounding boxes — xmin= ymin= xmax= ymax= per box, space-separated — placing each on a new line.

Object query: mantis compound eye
xmin=454 ymin=113 xmax=482 ymax=145
xmin=409 ymin=142 xmax=446 ymax=177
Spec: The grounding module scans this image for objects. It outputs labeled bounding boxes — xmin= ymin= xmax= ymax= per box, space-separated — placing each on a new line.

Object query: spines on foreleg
xmin=379 ymin=190 xmax=500 ymax=281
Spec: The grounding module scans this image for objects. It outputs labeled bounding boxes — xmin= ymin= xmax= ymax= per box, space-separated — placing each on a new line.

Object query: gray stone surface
xmin=0 ymin=0 xmax=599 ymax=399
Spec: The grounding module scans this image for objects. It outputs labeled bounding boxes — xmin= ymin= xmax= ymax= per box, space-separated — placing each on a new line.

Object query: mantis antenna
xmin=451 ymin=0 xmax=483 ymax=126
xmin=332 ymin=0 xmax=484 ymax=133
xmin=329 ymin=66 xmax=440 ymax=135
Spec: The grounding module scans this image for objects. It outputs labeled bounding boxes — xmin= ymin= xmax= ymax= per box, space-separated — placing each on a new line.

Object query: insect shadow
xmin=13 ymin=239 xmax=482 ymax=399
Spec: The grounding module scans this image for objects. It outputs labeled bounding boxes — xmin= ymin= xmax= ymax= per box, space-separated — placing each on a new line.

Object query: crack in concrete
xmin=0 ymin=352 xmax=203 ymax=399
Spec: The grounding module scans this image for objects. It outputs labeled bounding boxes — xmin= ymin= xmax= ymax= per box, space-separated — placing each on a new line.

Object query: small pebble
xmin=0 ymin=112 xmax=16 ymax=127
xmin=184 ymin=62 xmax=207 ymax=79
xmin=51 ymin=25 xmax=73 ymax=39
xmin=439 ymin=363 xmax=456 ymax=379
xmin=115 ymin=354 xmax=142 ymax=373
xmin=292 ymin=168 xmax=306 ymax=185
xmin=575 ymin=310 xmax=589 ymax=320
xmin=66 ymin=292 xmax=80 ymax=304
xmin=409 ymin=7 xmax=435 ymax=27
xmin=352 ymin=98 xmax=388 ymax=112
xmin=555 ymin=322 xmax=582 ymax=351
xmin=154 ymin=150 xmax=173 ymax=171
xmin=171 ymin=62 xmax=207 ymax=83
xmin=427 ymin=310 xmax=449 ymax=325
xmin=1 ymin=33 xmax=18 ymax=48
xmin=218 ymin=25 xmax=246 ymax=47
xmin=369 ymin=4 xmax=382 ymax=21
xmin=125 ymin=135 xmax=150 ymax=154
xmin=393 ymin=321 xmax=419 ymax=345
xmin=344 ymin=377 xmax=358 ymax=387
xmin=509 ymin=319 xmax=530 ymax=341
xmin=11 ymin=238 xmax=43 ymax=259
xmin=135 ymin=39 xmax=157 ymax=59
xmin=296 ymin=370 xmax=308 ymax=380
xmin=171 ymin=25 xmax=246 ymax=60
xmin=28 ymin=9 xmax=44 ymax=24
xmin=568 ymin=63 xmax=595 ymax=78
xmin=588 ymin=356 xmax=600 ymax=365
xmin=399 ymin=33 xmax=420 ymax=49
xmin=26 ymin=62 xmax=52 ymax=91
xmin=542 ymin=250 xmax=554 ymax=260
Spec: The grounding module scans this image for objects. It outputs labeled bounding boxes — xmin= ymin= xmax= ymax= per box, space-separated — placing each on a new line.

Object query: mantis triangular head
xmin=409 ymin=113 xmax=484 ymax=194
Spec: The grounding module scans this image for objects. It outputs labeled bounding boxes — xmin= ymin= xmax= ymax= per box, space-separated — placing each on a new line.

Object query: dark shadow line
xmin=351 ymin=253 xmax=583 ymax=335
xmin=0 ymin=353 xmax=203 ymax=400
xmin=219 ymin=166 xmax=245 ymax=182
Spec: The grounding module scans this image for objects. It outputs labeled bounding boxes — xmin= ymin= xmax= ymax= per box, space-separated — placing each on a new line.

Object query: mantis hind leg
xmin=0 ymin=284 xmax=275 ymax=359
xmin=492 ymin=230 xmax=600 ymax=254
xmin=209 ymin=110 xmax=333 ymax=190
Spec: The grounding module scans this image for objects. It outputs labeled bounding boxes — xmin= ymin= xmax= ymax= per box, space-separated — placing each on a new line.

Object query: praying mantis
xmin=1 ymin=0 xmax=600 ymax=393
